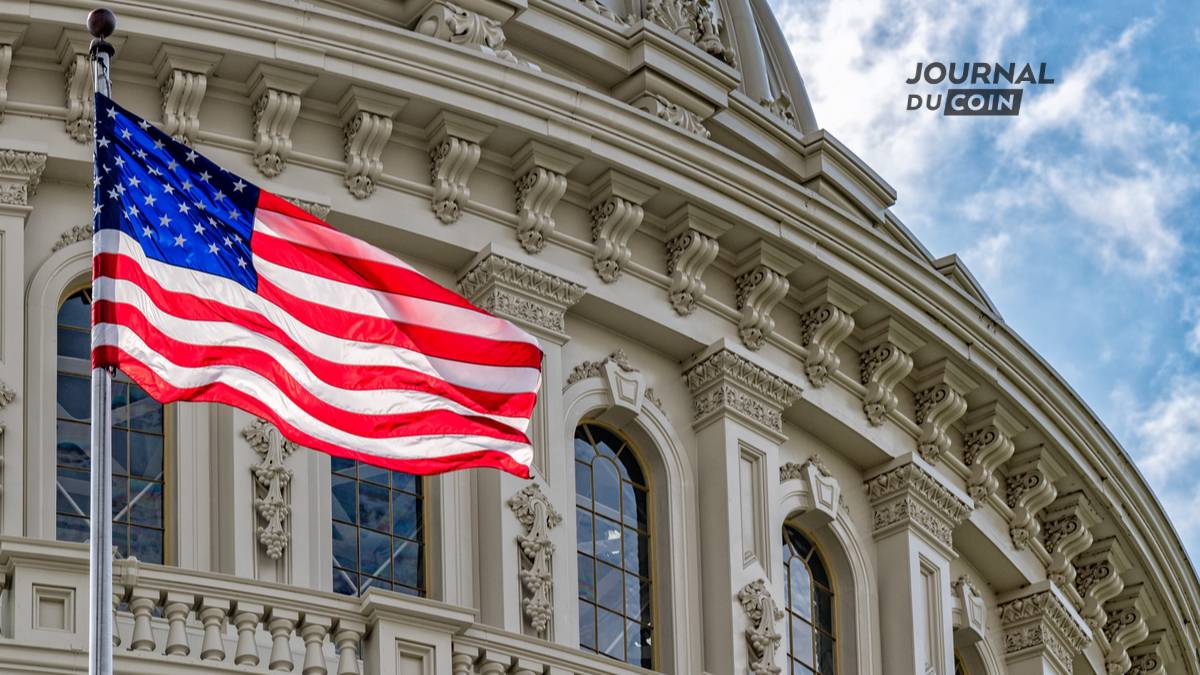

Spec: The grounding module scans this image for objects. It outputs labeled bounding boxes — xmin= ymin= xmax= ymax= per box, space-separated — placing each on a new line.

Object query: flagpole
xmin=86 ymin=8 xmax=116 ymax=675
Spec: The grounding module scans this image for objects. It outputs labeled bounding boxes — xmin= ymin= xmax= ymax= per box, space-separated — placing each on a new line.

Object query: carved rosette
xmin=1039 ymin=492 xmax=1097 ymax=589
xmin=961 ymin=402 xmax=1022 ymax=503
xmin=250 ymin=89 xmax=301 ymax=177
xmin=1073 ymin=538 xmax=1128 ymax=634
xmin=1004 ymin=447 xmax=1062 ymax=551
xmin=738 ymin=579 xmax=783 ymax=675
xmin=634 ymin=93 xmax=709 ymax=138
xmin=857 ymin=319 xmax=919 ymax=427
xmin=51 ymin=224 xmax=93 ymax=252
xmin=507 ymin=484 xmax=562 ymax=637
xmin=426 ymin=112 xmax=493 ymax=224
xmin=242 ymin=418 xmax=298 ymax=560
xmin=644 ymin=0 xmax=736 ymax=67
xmin=1103 ymin=586 xmax=1152 ymax=675
xmin=683 ymin=346 xmax=801 ymax=439
xmin=0 ymin=148 xmax=47 ymax=206
xmin=863 ymin=457 xmax=970 ymax=554
xmin=997 ymin=584 xmax=1091 ymax=674
xmin=457 ymin=251 xmax=585 ymax=342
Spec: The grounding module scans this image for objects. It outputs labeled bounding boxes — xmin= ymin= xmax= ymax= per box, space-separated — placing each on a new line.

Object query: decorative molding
xmin=683 ymin=345 xmax=802 ymax=439
xmin=414 ymin=0 xmax=538 ymax=70
xmin=567 ymin=349 xmax=635 ymax=386
xmin=507 ymin=484 xmax=562 ymax=637
xmin=280 ymin=196 xmax=330 ymax=220
xmin=242 ymin=418 xmax=297 ymax=560
xmin=56 ymin=31 xmax=97 ymax=143
xmin=578 ymin=0 xmax=631 ymax=24
xmin=1073 ymin=538 xmax=1130 ymax=634
xmin=426 ymin=111 xmax=494 ymax=223
xmin=737 ymin=579 xmax=783 ymax=675
xmin=663 ymin=205 xmax=727 ymax=315
xmin=457 ymin=249 xmax=585 ymax=341
xmin=952 ymin=576 xmax=988 ymax=645
xmin=0 ymin=39 xmax=12 ymax=123
xmin=1103 ymin=585 xmax=1152 ymax=675
xmin=153 ymin=45 xmax=221 ymax=146
xmin=0 ymin=149 xmax=47 ymax=206
xmin=0 ymin=379 xmax=14 ymax=437
xmin=911 ymin=360 xmax=975 ymax=464
xmin=734 ymin=241 xmax=799 ymax=350
xmin=997 ymin=583 xmax=1091 ymax=674
xmin=760 ymin=94 xmax=798 ymax=130
xmin=588 ymin=170 xmax=656 ymax=283
xmin=1039 ymin=491 xmax=1098 ymax=590
xmin=863 ymin=455 xmax=970 ymax=554
xmin=339 ymin=87 xmax=404 ymax=200
xmin=1004 ymin=446 xmax=1063 ymax=551
xmin=1127 ymin=631 xmax=1172 ymax=675
xmin=797 ymin=279 xmax=864 ymax=387
xmin=780 ymin=455 xmax=830 ymax=481
xmin=51 ymin=224 xmax=93 ymax=252
xmin=961 ymin=401 xmax=1023 ymax=503
xmin=856 ymin=318 xmax=919 ymax=426
xmin=632 ymin=93 xmax=709 ymax=138
xmin=247 ymin=66 xmax=316 ymax=178
xmin=780 ymin=456 xmax=839 ymax=526
xmin=512 ymin=141 xmax=580 ymax=253
xmin=644 ymin=0 xmax=736 ymax=67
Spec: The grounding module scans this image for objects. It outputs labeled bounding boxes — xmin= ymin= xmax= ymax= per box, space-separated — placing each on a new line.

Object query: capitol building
xmin=0 ymin=0 xmax=1196 ymax=673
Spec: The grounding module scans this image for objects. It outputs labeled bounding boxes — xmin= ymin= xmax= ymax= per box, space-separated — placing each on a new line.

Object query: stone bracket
xmin=856 ymin=317 xmax=921 ymax=426
xmin=1039 ymin=491 xmax=1098 ymax=590
xmin=734 ymin=241 xmax=800 ymax=351
xmin=1103 ymin=584 xmax=1154 ymax=674
xmin=663 ymin=204 xmax=728 ymax=315
xmin=56 ymin=30 xmax=121 ymax=143
xmin=340 ymin=87 xmax=406 ymax=199
xmin=1073 ymin=537 xmax=1130 ymax=636
xmin=911 ymin=359 xmax=976 ymax=464
xmin=1004 ymin=445 xmax=1065 ymax=551
xmin=248 ymin=65 xmax=317 ymax=178
xmin=588 ymin=169 xmax=656 ymax=283
xmin=512 ymin=140 xmax=580 ymax=253
xmin=961 ymin=401 xmax=1024 ymax=503
xmin=426 ymin=111 xmax=494 ymax=223
xmin=797 ymin=278 xmax=864 ymax=387
xmin=0 ymin=27 xmax=22 ymax=124
xmin=1127 ymin=630 xmax=1173 ymax=675
xmin=153 ymin=45 xmax=222 ymax=146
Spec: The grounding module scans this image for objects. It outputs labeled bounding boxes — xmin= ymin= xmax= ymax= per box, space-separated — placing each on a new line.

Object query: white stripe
xmin=95 ymin=229 xmax=540 ymax=394
xmin=94 ymin=323 xmax=534 ymax=466
xmin=252 ymin=231 xmax=538 ymax=347
xmin=255 ymin=208 xmax=420 ymax=273
xmin=95 ymin=277 xmax=531 ymax=432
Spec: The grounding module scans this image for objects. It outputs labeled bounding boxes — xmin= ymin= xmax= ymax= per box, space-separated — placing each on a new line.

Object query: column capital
xmin=457 ymin=248 xmax=585 ymax=344
xmin=682 ymin=341 xmax=802 ymax=441
xmin=997 ymin=580 xmax=1091 ymax=675
xmin=863 ymin=453 xmax=971 ymax=556
xmin=0 ymin=149 xmax=47 ymax=210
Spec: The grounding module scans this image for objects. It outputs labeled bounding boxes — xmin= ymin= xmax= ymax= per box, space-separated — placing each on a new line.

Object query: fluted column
xmin=0 ymin=148 xmax=44 ymax=533
xmin=997 ymin=581 xmax=1091 ymax=675
xmin=864 ymin=454 xmax=971 ymax=675
xmin=683 ymin=340 xmax=802 ymax=675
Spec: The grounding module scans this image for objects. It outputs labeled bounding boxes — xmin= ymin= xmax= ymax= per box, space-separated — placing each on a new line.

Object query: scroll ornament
xmin=507 ymin=484 xmax=562 ymax=637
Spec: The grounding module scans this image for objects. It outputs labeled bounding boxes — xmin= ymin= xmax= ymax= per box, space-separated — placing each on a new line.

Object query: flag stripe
xmin=94 ymin=344 xmax=532 ymax=477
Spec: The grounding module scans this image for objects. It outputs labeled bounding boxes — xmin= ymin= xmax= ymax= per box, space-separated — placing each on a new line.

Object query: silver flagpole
xmin=86 ymin=8 xmax=116 ymax=675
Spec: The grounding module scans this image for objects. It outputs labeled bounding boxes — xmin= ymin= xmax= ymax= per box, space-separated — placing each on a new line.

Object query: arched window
xmin=56 ymin=288 xmax=167 ymax=563
xmin=784 ymin=526 xmax=835 ymax=675
xmin=954 ymin=651 xmax=969 ymax=675
xmin=331 ymin=457 xmax=425 ymax=597
xmin=574 ymin=423 xmax=653 ymax=668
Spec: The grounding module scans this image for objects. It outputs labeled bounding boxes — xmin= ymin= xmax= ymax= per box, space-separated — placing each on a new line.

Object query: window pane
xmin=57 ymin=469 xmax=90 ymax=517
xmin=393 ymin=539 xmax=422 ymax=590
xmin=577 ymin=510 xmax=594 ymax=556
xmin=578 ymin=556 xmax=596 ymax=602
xmin=392 ymin=491 xmax=421 ymax=539
xmin=359 ymin=482 xmax=389 ymax=532
xmin=56 ymin=421 xmax=90 ymax=468
xmin=331 ymin=461 xmax=424 ymax=599
xmin=129 ymin=434 xmax=164 ymax=478
xmin=57 ymin=374 xmax=90 ymax=422
xmin=597 ymin=607 xmax=625 ymax=660
xmin=359 ymin=524 xmax=392 ymax=581
xmin=127 ymin=387 xmax=163 ymax=433
xmin=57 ymin=327 xmax=91 ymax=360
xmin=130 ymin=526 xmax=163 ymax=564
xmin=625 ymin=573 xmax=649 ymax=622
xmin=332 ymin=456 xmax=356 ymax=476
xmin=815 ymin=588 xmax=834 ymax=632
xmin=575 ymin=462 xmax=592 ymax=506
xmin=593 ymin=516 xmax=622 ymax=566
xmin=789 ymin=559 xmax=812 ymax=620
xmin=579 ymin=602 xmax=597 ymax=651
xmin=625 ymin=619 xmax=645 ymax=667
xmin=792 ymin=619 xmax=814 ymax=666
xmin=58 ymin=293 xmax=91 ymax=328
xmin=57 ymin=514 xmax=89 ymax=543
xmin=593 ymin=458 xmax=621 ymax=521
xmin=816 ymin=634 xmax=836 ymax=675
xmin=332 ymin=522 xmax=358 ymax=571
xmin=331 ymin=476 xmax=357 ymax=524
xmin=596 ymin=561 xmax=624 ymax=612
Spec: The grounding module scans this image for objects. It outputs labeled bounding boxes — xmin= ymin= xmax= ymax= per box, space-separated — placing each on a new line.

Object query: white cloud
xmin=961 ymin=232 xmax=1012 ymax=284
xmin=1129 ymin=377 xmax=1200 ymax=484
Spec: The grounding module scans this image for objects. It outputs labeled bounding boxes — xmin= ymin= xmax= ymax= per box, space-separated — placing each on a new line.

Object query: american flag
xmin=91 ymin=93 xmax=541 ymax=477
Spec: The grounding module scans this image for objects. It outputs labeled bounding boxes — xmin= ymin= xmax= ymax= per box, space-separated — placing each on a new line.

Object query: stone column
xmin=0 ymin=149 xmax=45 ymax=534
xmin=682 ymin=339 xmax=802 ymax=675
xmin=996 ymin=580 xmax=1091 ymax=675
xmin=457 ymin=246 xmax=584 ymax=636
xmin=864 ymin=453 xmax=971 ymax=675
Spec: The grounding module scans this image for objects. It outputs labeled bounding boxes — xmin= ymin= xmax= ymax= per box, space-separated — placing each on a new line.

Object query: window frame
xmin=573 ymin=419 xmax=657 ymax=669
xmin=783 ymin=524 xmax=838 ymax=675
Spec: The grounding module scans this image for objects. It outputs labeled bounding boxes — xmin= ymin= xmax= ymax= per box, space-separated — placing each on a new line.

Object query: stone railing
xmin=0 ymin=538 xmax=655 ymax=675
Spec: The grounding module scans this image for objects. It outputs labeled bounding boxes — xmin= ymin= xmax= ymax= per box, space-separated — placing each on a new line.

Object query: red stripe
xmin=94 ymin=252 xmax=537 ymax=416
xmin=94 ymin=345 xmax=530 ymax=478
xmin=252 ymin=228 xmax=481 ymax=312
xmin=96 ymin=300 xmax=530 ymax=442
xmin=257 ymin=190 xmax=330 ymax=228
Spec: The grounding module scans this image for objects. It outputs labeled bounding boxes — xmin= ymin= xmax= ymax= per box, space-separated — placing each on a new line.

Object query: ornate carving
xmin=63 ymin=52 xmax=93 ymax=143
xmin=644 ymin=0 xmax=736 ymax=67
xmin=997 ymin=585 xmax=1091 ymax=674
xmin=663 ymin=229 xmax=714 ymax=315
xmin=52 ymin=224 xmax=93 ymax=252
xmin=281 ymin=196 xmax=330 ymax=220
xmin=961 ymin=402 xmax=1022 ymax=503
xmin=568 ymin=349 xmax=635 ymax=385
xmin=1126 ymin=631 xmax=1170 ymax=675
xmin=1103 ymin=586 xmax=1151 ymax=675
xmin=250 ymin=89 xmax=301 ymax=177
xmin=426 ymin=113 xmax=492 ymax=224
xmin=242 ymin=418 xmax=297 ymax=560
xmin=644 ymin=387 xmax=664 ymax=409
xmin=578 ymin=0 xmax=631 ymax=24
xmin=1074 ymin=538 xmax=1128 ymax=633
xmin=0 ymin=379 xmax=14 ymax=437
xmin=159 ymin=70 xmax=207 ymax=145
xmin=857 ymin=319 xmax=918 ymax=426
xmin=760 ymin=94 xmax=798 ymax=130
xmin=683 ymin=347 xmax=802 ymax=437
xmin=415 ymin=0 xmax=538 ymax=70
xmin=457 ymin=251 xmax=585 ymax=339
xmin=797 ymin=280 xmax=863 ymax=387
xmin=780 ymin=455 xmax=831 ymax=481
xmin=737 ymin=579 xmax=783 ymax=675
xmin=1004 ymin=447 xmax=1061 ymax=551
xmin=1040 ymin=492 xmax=1097 ymax=589
xmin=0 ymin=149 xmax=47 ymax=206
xmin=913 ymin=380 xmax=968 ymax=464
xmin=864 ymin=458 xmax=970 ymax=551
xmin=635 ymin=93 xmax=709 ymax=138
xmin=952 ymin=576 xmax=988 ymax=643
xmin=339 ymin=88 xmax=402 ymax=200
xmin=588 ymin=171 xmax=654 ymax=283
xmin=507 ymin=484 xmax=562 ymax=637
xmin=511 ymin=141 xmax=580 ymax=253
xmin=734 ymin=242 xmax=798 ymax=351
xmin=0 ymin=43 xmax=10 ymax=123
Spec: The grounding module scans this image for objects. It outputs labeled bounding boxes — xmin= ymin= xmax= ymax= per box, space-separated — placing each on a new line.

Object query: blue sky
xmin=770 ymin=0 xmax=1200 ymax=560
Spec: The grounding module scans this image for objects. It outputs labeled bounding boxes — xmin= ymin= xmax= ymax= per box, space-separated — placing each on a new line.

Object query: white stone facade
xmin=0 ymin=1 xmax=1196 ymax=674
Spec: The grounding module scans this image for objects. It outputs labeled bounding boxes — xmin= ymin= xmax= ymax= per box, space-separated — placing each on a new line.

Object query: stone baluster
xmin=112 ymin=585 xmax=124 ymax=647
xmin=452 ymin=645 xmax=479 ymax=675
xmin=301 ymin=615 xmax=332 ymax=675
xmin=511 ymin=656 xmax=544 ymax=675
xmin=477 ymin=650 xmax=512 ymax=675
xmin=233 ymin=602 xmax=265 ymax=666
xmin=268 ymin=608 xmax=300 ymax=671
xmin=163 ymin=592 xmax=195 ymax=656
xmin=128 ymin=587 xmax=159 ymax=652
xmin=333 ymin=619 xmax=366 ymax=675
xmin=199 ymin=597 xmax=230 ymax=661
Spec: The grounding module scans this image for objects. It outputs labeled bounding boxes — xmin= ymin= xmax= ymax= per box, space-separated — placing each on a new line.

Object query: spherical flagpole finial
xmin=87 ymin=8 xmax=116 ymax=40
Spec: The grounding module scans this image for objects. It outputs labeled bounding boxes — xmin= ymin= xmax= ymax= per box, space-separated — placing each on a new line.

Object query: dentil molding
xmin=340 ymin=87 xmax=405 ymax=200
xmin=457 ymin=249 xmax=585 ymax=342
xmin=507 ymin=483 xmax=562 ymax=637
xmin=426 ymin=111 xmax=494 ymax=224
xmin=737 ymin=579 xmax=783 ymax=675
xmin=796 ymin=278 xmax=863 ymax=387
xmin=856 ymin=318 xmax=920 ymax=426
xmin=588 ymin=170 xmax=656 ymax=283
xmin=734 ymin=241 xmax=799 ymax=351
xmin=512 ymin=140 xmax=580 ymax=253
xmin=683 ymin=344 xmax=802 ymax=440
xmin=242 ymin=418 xmax=297 ymax=561
xmin=663 ymin=205 xmax=727 ymax=315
